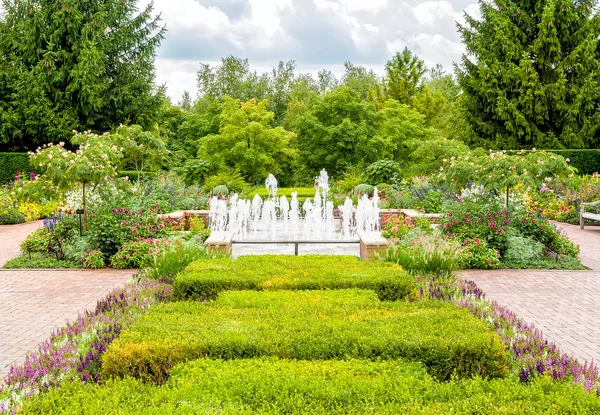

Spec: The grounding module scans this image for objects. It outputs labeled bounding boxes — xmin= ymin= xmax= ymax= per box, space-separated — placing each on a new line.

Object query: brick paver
xmin=0 ymin=222 xmax=134 ymax=379
xmin=0 ymin=221 xmax=43 ymax=267
xmin=459 ymin=221 xmax=600 ymax=365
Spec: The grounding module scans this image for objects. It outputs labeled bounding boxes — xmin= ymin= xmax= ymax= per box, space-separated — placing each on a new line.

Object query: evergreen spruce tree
xmin=0 ymin=0 xmax=165 ymax=150
xmin=456 ymin=0 xmax=600 ymax=149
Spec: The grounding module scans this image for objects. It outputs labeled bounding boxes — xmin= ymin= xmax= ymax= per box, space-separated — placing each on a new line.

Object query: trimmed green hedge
xmin=23 ymin=359 xmax=600 ymax=414
xmin=102 ymin=289 xmax=507 ymax=384
xmin=0 ymin=152 xmax=31 ymax=184
xmin=174 ymin=256 xmax=415 ymax=301
xmin=506 ymin=149 xmax=600 ymax=175
xmin=548 ymin=150 xmax=600 ymax=176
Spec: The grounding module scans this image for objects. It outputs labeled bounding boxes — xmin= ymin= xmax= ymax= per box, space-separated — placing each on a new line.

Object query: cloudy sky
xmin=144 ymin=0 xmax=481 ymax=101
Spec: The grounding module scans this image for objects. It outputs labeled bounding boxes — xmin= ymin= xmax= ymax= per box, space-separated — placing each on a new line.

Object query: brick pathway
xmin=0 ymin=222 xmax=133 ymax=379
xmin=459 ymin=221 xmax=600 ymax=365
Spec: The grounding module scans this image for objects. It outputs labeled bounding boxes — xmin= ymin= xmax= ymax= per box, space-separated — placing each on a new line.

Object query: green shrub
xmin=246 ymin=187 xmax=316 ymax=199
xmin=110 ymin=239 xmax=160 ymax=269
xmin=102 ymin=289 xmax=507 ymax=383
xmin=22 ymin=359 xmax=600 ymax=414
xmin=80 ymin=249 xmax=105 ymax=269
xmin=502 ymin=230 xmax=545 ymax=266
xmin=3 ymin=253 xmax=82 ymax=269
xmin=458 ymin=238 xmax=501 ymax=270
xmin=0 ymin=152 xmax=32 ymax=184
xmin=20 ymin=227 xmax=50 ymax=254
xmin=365 ymin=159 xmax=401 ymax=185
xmin=354 ymin=183 xmax=375 ymax=196
xmin=174 ymin=256 xmax=415 ymax=301
xmin=211 ymin=185 xmax=229 ymax=197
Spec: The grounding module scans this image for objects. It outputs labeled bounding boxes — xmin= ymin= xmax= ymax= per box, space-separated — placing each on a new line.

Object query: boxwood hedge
xmin=174 ymin=256 xmax=415 ymax=301
xmin=102 ymin=290 xmax=507 ymax=384
xmin=23 ymin=359 xmax=600 ymax=414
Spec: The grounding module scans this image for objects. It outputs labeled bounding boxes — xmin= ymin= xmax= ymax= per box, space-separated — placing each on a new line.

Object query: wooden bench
xmin=580 ymin=200 xmax=600 ymax=229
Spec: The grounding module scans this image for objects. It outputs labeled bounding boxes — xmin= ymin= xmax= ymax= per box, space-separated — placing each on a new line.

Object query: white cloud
xmin=146 ymin=0 xmax=480 ymax=99
xmin=412 ymin=1 xmax=455 ymax=26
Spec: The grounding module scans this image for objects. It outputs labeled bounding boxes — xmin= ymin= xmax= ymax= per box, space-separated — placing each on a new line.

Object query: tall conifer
xmin=457 ymin=0 xmax=600 ymax=149
xmin=0 ymin=0 xmax=165 ymax=150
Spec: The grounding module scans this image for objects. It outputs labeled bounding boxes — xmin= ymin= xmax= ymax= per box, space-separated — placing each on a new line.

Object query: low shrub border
xmin=101 ymin=289 xmax=507 ymax=384
xmin=417 ymin=275 xmax=600 ymax=394
xmin=174 ymin=255 xmax=415 ymax=301
xmin=0 ymin=278 xmax=172 ymax=414
xmin=21 ymin=358 xmax=600 ymax=414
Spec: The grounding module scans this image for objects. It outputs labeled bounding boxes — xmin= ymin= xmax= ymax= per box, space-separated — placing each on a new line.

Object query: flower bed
xmin=0 ymin=278 xmax=172 ymax=414
xmin=416 ymin=274 xmax=600 ymax=394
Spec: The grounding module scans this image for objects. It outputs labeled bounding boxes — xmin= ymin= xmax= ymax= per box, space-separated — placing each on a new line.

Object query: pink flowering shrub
xmin=80 ymin=249 xmax=104 ymax=269
xmin=110 ymin=239 xmax=162 ymax=269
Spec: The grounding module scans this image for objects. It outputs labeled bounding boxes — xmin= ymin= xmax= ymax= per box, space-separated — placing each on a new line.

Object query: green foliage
xmin=114 ymin=125 xmax=169 ymax=182
xmin=353 ymin=184 xmax=375 ymax=196
xmin=86 ymin=206 xmax=170 ymax=257
xmin=0 ymin=190 xmax=25 ymax=224
xmin=544 ymin=150 xmax=600 ymax=176
xmin=0 ymin=0 xmax=165 ymax=150
xmin=364 ymin=160 xmax=401 ymax=185
xmin=102 ymin=289 xmax=507 ymax=384
xmin=198 ymin=98 xmax=297 ymax=185
xmin=443 ymin=150 xmax=575 ymax=208
xmin=0 ymin=153 xmax=31 ymax=183
xmin=246 ymin=187 xmax=316 ymax=199
xmin=177 ymin=159 xmax=212 ymax=186
xmin=3 ymin=253 xmax=82 ymax=269
xmin=22 ymin=359 xmax=600 ymax=414
xmin=203 ymin=169 xmax=248 ymax=193
xmin=141 ymin=240 xmax=218 ymax=280
xmin=334 ymin=167 xmax=364 ymax=193
xmin=385 ymin=47 xmax=426 ymax=106
xmin=382 ymin=230 xmax=462 ymax=276
xmin=456 ymin=0 xmax=600 ymax=149
xmin=110 ymin=239 xmax=160 ymax=269
xmin=173 ymin=256 xmax=415 ymax=301
xmin=187 ymin=217 xmax=211 ymax=242
xmin=374 ymin=100 xmax=437 ymax=163
xmin=30 ymin=131 xmax=124 ymax=230
xmin=80 ymin=249 xmax=105 ymax=269
xmin=20 ymin=227 xmax=50 ymax=254
xmin=458 ymin=238 xmax=501 ymax=270
xmin=407 ymin=138 xmax=469 ymax=178
xmin=296 ymin=86 xmax=381 ymax=177
xmin=502 ymin=229 xmax=545 ymax=268
xmin=211 ymin=185 xmax=229 ymax=197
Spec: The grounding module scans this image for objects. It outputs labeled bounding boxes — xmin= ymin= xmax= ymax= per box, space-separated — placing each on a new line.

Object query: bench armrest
xmin=581 ymin=200 xmax=600 ymax=208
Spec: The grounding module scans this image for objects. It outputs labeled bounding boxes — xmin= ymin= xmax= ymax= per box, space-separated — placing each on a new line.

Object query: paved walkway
xmin=459 ymin=222 xmax=600 ymax=365
xmin=0 ymin=222 xmax=133 ymax=379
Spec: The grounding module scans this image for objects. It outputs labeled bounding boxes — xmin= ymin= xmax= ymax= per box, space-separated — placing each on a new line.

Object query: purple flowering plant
xmin=0 ymin=278 xmax=172 ymax=414
xmin=416 ymin=275 xmax=600 ymax=394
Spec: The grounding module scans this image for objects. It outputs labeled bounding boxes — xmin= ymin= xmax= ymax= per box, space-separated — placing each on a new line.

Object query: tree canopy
xmin=0 ymin=0 xmax=165 ymax=151
xmin=457 ymin=0 xmax=600 ymax=149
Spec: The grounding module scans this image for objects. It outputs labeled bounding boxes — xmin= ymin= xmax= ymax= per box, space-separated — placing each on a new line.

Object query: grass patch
xmin=102 ymin=289 xmax=507 ymax=384
xmin=23 ymin=358 xmax=600 ymax=414
xmin=174 ymin=255 xmax=415 ymax=301
xmin=3 ymin=253 xmax=83 ymax=269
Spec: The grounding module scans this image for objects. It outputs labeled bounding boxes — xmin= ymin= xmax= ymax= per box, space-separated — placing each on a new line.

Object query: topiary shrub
xmin=365 ymin=160 xmax=401 ymax=185
xmin=354 ymin=184 xmax=375 ymax=197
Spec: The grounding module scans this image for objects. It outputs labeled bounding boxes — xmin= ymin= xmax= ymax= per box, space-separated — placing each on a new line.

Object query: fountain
xmin=207 ymin=169 xmax=381 ymax=256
